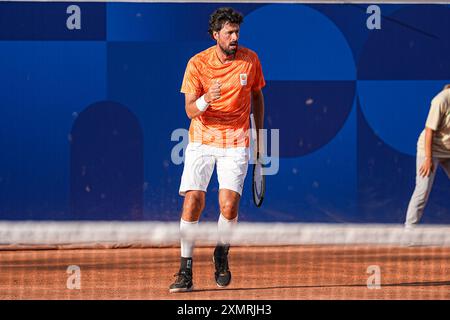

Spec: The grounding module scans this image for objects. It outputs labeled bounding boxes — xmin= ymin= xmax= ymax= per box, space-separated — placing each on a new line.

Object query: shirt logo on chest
xmin=240 ymin=73 xmax=248 ymax=86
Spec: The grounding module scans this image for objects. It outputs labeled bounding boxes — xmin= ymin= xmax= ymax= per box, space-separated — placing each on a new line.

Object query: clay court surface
xmin=0 ymin=246 xmax=448 ymax=300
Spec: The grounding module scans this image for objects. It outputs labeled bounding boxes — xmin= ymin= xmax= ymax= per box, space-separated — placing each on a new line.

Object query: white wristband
xmin=195 ymin=95 xmax=210 ymax=112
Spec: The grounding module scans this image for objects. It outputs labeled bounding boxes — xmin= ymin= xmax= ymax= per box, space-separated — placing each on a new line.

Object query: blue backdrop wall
xmin=0 ymin=2 xmax=449 ymax=223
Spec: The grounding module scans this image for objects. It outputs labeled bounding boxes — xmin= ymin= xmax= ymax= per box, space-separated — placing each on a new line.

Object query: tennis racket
xmin=250 ymin=114 xmax=265 ymax=207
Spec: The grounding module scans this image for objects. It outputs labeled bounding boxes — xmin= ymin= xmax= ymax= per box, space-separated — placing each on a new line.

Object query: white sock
xmin=217 ymin=213 xmax=238 ymax=245
xmin=180 ymin=219 xmax=198 ymax=258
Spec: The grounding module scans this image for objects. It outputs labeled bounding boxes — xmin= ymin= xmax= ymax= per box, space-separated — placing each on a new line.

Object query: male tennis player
xmin=405 ymin=85 xmax=450 ymax=227
xmin=169 ymin=7 xmax=266 ymax=293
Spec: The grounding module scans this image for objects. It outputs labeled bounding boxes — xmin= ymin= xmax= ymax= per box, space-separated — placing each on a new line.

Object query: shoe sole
xmin=216 ymin=279 xmax=231 ymax=288
xmin=169 ymin=285 xmax=193 ymax=293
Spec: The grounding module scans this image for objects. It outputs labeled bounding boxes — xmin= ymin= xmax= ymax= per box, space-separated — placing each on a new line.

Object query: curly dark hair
xmin=208 ymin=7 xmax=244 ymax=38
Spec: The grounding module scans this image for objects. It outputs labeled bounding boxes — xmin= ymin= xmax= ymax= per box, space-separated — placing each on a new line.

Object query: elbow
xmin=186 ymin=101 xmax=202 ymax=119
xmin=185 ymin=106 xmax=194 ymax=119
xmin=186 ymin=110 xmax=197 ymax=120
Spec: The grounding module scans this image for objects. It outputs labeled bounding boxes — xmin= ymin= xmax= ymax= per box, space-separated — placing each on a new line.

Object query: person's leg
xmin=216 ymin=146 xmax=248 ymax=243
xmin=169 ymin=191 xmax=206 ymax=293
xmin=180 ymin=190 xmax=206 ymax=261
xmin=218 ymin=190 xmax=240 ymax=244
xmin=214 ymin=147 xmax=248 ymax=287
xmin=212 ymin=189 xmax=240 ymax=287
xmin=405 ymin=155 xmax=438 ymax=227
xmin=170 ymin=143 xmax=215 ymax=293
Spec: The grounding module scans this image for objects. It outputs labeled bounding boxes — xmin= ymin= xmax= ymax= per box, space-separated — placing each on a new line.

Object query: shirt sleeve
xmin=180 ymin=58 xmax=203 ymax=96
xmin=425 ymin=97 xmax=443 ymax=131
xmin=251 ymin=56 xmax=266 ymax=91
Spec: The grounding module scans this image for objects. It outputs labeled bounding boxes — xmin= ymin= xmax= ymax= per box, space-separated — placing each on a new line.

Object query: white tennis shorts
xmin=179 ymin=142 xmax=250 ymax=196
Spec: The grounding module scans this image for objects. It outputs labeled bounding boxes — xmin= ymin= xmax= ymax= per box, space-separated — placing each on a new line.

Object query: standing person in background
xmin=405 ymin=84 xmax=450 ymax=227
xmin=169 ymin=7 xmax=266 ymax=293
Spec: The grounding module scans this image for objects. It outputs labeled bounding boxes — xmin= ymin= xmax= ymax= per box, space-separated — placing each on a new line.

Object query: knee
xmin=220 ymin=200 xmax=239 ymax=219
xmin=183 ymin=192 xmax=205 ymax=218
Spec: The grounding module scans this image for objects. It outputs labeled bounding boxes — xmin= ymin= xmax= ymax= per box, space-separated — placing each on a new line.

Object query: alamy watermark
xmin=171 ymin=127 xmax=280 ymax=175
xmin=366 ymin=265 xmax=381 ymax=289
xmin=66 ymin=5 xmax=81 ymax=30
xmin=366 ymin=5 xmax=381 ymax=30
xmin=66 ymin=265 xmax=81 ymax=290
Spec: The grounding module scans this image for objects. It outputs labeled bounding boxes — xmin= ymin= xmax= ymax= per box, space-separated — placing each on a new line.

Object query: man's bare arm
xmin=251 ymin=89 xmax=265 ymax=156
xmin=185 ymin=81 xmax=222 ymax=119
xmin=184 ymin=93 xmax=203 ymax=119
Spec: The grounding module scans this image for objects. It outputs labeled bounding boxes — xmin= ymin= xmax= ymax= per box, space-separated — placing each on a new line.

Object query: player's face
xmin=214 ymin=22 xmax=240 ymax=56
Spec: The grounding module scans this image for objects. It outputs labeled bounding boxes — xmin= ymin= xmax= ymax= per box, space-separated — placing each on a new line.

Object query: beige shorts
xmin=179 ymin=143 xmax=249 ymax=196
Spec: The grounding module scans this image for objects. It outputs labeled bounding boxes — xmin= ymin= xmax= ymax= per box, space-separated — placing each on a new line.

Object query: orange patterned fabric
xmin=181 ymin=46 xmax=265 ymax=148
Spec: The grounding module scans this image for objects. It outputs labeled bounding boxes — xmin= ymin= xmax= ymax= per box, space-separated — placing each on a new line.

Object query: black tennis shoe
xmin=169 ymin=268 xmax=193 ymax=293
xmin=213 ymin=244 xmax=231 ymax=287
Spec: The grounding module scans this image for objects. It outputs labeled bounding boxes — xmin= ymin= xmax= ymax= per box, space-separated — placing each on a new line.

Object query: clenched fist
xmin=204 ymin=80 xmax=221 ymax=103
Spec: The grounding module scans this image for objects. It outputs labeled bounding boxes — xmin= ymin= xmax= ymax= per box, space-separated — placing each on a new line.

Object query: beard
xmin=219 ymin=42 xmax=238 ymax=56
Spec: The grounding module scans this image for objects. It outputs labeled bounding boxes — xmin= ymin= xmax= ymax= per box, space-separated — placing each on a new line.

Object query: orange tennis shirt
xmin=181 ymin=46 xmax=265 ymax=148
